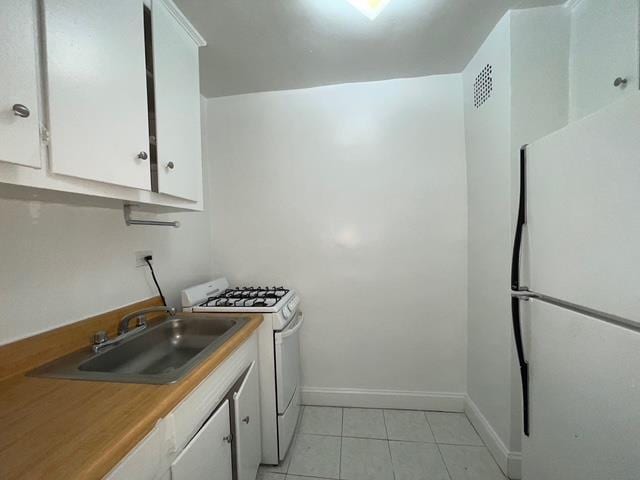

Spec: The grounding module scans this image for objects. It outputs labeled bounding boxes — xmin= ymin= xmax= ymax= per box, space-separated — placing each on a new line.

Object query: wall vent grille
xmin=474 ymin=64 xmax=493 ymax=108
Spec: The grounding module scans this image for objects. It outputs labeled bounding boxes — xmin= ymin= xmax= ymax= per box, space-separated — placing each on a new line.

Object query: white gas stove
xmin=182 ymin=278 xmax=300 ymax=331
xmin=182 ymin=278 xmax=303 ymax=466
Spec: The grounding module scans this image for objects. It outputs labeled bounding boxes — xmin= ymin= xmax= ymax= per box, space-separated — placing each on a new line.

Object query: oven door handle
xmin=279 ymin=312 xmax=304 ymax=339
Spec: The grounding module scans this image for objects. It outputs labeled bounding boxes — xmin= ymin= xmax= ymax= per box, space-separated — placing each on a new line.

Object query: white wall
xmin=463 ymin=11 xmax=514 ymax=461
xmin=205 ymin=75 xmax=468 ymax=406
xmin=568 ymin=0 xmax=639 ymax=121
xmin=0 ymin=182 xmax=213 ymax=346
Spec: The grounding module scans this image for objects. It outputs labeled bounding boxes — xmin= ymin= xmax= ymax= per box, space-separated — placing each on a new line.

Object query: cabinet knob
xmin=223 ymin=434 xmax=233 ymax=444
xmin=167 ymin=161 xmax=175 ymax=170
xmin=242 ymin=416 xmax=250 ymax=424
xmin=137 ymin=151 xmax=148 ymax=160
xmin=12 ymin=104 xmax=30 ymax=118
xmin=613 ymin=77 xmax=628 ymax=88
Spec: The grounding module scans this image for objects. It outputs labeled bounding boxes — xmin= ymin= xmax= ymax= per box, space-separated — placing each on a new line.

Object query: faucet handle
xmin=92 ymin=330 xmax=109 ymax=345
xmin=135 ymin=315 xmax=147 ymax=328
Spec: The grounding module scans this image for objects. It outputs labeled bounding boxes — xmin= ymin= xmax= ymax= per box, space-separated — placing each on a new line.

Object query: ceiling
xmin=174 ymin=0 xmax=565 ymax=98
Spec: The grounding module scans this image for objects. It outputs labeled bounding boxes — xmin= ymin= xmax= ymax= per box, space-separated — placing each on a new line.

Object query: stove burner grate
xmin=200 ymin=286 xmax=289 ymax=308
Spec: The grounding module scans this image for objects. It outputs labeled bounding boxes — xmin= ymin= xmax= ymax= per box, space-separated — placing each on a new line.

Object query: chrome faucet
xmin=91 ymin=306 xmax=176 ymax=353
xmin=118 ymin=306 xmax=176 ymax=334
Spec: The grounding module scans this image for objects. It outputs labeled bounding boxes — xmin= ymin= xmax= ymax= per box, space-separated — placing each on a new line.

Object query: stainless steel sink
xmin=30 ymin=315 xmax=249 ymax=384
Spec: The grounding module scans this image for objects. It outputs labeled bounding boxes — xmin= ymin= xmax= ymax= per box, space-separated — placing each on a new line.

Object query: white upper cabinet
xmin=0 ymin=0 xmax=42 ymax=168
xmin=43 ymin=0 xmax=151 ymax=190
xmin=152 ymin=0 xmax=204 ymax=202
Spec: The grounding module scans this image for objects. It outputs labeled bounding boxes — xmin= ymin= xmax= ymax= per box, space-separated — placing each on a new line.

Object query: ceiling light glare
xmin=346 ymin=0 xmax=392 ymax=20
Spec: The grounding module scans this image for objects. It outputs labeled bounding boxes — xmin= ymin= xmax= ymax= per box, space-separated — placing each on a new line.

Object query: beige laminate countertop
xmin=0 ymin=309 xmax=263 ymax=480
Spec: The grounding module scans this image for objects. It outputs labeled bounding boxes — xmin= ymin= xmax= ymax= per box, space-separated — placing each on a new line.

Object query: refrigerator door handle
xmin=511 ymin=145 xmax=530 ymax=437
xmin=512 ymin=289 xmax=640 ymax=335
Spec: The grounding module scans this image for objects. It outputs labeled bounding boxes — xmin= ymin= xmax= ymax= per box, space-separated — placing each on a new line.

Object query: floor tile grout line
xmin=337 ymin=407 xmax=344 ymax=480
xmin=422 ymin=410 xmax=438 ymax=443
xmin=285 ymin=475 xmax=339 ymax=480
xmin=338 ymin=435 xmax=343 ymax=480
xmin=423 ymin=410 xmax=441 ymax=447
xmin=435 ymin=442 xmax=454 ymax=480
xmin=426 ymin=411 xmax=453 ymax=480
xmin=285 ymin=474 xmax=340 ymax=479
xmin=287 ymin=406 xmax=499 ymax=480
xmin=295 ymin=431 xmax=484 ymax=446
xmin=382 ymin=408 xmax=396 ymax=480
xmin=337 ymin=408 xmax=343 ymax=480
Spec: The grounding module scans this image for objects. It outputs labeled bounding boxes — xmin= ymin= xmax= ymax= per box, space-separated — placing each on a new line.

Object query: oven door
xmin=274 ymin=312 xmax=303 ymax=415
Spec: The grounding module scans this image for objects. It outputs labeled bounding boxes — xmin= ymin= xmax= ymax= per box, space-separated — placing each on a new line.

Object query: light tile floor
xmin=257 ymin=406 xmax=507 ymax=480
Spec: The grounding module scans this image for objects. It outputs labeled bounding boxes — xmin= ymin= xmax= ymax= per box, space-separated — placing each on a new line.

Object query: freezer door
xmin=522 ymin=301 xmax=640 ymax=480
xmin=526 ymin=93 xmax=640 ymax=321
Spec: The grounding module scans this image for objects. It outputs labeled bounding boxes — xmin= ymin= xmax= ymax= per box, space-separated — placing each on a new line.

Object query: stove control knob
xmin=288 ymin=297 xmax=298 ymax=311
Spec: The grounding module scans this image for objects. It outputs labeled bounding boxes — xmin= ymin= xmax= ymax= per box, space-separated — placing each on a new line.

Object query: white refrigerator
xmin=511 ymin=93 xmax=640 ymax=480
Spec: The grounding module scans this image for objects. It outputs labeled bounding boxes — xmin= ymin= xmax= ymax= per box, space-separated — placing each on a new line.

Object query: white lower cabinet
xmin=171 ymin=400 xmax=233 ymax=480
xmin=105 ymin=332 xmax=260 ymax=480
xmin=233 ymin=362 xmax=261 ymax=480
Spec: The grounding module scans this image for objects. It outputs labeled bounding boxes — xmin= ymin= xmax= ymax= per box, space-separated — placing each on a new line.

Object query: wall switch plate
xmin=135 ymin=250 xmax=153 ymax=267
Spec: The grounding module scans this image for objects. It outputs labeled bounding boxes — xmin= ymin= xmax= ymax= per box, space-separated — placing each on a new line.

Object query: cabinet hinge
xmin=40 ymin=125 xmax=50 ymax=146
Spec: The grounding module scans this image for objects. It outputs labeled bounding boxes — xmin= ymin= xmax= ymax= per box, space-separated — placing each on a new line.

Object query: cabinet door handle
xmin=223 ymin=433 xmax=233 ymax=444
xmin=167 ymin=161 xmax=175 ymax=170
xmin=613 ymin=77 xmax=628 ymax=88
xmin=137 ymin=151 xmax=148 ymax=160
xmin=12 ymin=104 xmax=30 ymax=118
xmin=242 ymin=416 xmax=250 ymax=424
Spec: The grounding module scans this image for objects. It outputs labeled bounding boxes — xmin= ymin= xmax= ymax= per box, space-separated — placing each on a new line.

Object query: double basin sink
xmin=31 ymin=314 xmax=249 ymax=384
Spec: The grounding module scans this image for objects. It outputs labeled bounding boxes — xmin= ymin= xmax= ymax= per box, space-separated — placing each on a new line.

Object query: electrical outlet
xmin=135 ymin=250 xmax=153 ymax=267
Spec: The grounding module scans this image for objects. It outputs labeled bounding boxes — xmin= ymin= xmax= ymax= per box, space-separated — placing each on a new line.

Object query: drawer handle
xmin=242 ymin=416 xmax=250 ymax=424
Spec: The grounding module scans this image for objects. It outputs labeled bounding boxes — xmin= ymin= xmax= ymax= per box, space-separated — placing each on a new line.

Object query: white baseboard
xmin=464 ymin=396 xmax=522 ymax=479
xmin=301 ymin=387 xmax=465 ymax=412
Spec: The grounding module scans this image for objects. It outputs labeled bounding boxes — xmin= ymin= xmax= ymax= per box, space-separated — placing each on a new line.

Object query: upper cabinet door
xmin=0 ymin=0 xmax=42 ymax=168
xmin=152 ymin=0 xmax=204 ymax=202
xmin=43 ymin=0 xmax=151 ymax=190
